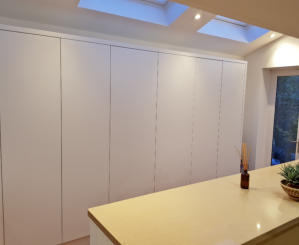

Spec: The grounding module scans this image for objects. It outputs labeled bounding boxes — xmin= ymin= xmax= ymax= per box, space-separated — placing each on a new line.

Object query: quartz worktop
xmin=89 ymin=161 xmax=299 ymax=245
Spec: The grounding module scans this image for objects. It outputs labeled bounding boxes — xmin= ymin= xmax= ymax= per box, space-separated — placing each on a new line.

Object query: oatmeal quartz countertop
xmin=89 ymin=161 xmax=299 ymax=245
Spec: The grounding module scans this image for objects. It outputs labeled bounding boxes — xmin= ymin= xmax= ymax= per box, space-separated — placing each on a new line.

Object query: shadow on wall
xmin=261 ymin=68 xmax=277 ymax=166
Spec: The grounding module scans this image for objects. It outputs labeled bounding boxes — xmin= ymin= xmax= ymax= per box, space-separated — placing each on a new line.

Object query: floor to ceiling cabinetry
xmin=110 ymin=47 xmax=157 ymax=202
xmin=0 ymin=31 xmax=61 ymax=245
xmin=61 ymin=39 xmax=110 ymax=242
xmin=0 ymin=27 xmax=247 ymax=245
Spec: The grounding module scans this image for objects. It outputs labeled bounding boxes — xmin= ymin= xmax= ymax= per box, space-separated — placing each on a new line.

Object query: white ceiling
xmin=0 ymin=0 xmax=283 ymax=57
xmin=177 ymin=0 xmax=299 ymax=39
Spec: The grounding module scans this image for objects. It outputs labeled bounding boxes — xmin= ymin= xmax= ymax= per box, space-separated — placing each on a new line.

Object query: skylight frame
xmin=142 ymin=0 xmax=169 ymax=6
xmin=215 ymin=15 xmax=248 ymax=28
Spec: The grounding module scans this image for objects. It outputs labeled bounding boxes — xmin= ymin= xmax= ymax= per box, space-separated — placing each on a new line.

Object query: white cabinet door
xmin=155 ymin=53 xmax=195 ymax=191
xmin=191 ymin=59 xmax=222 ymax=183
xmin=0 ymin=31 xmax=61 ymax=245
xmin=218 ymin=62 xmax=246 ymax=177
xmin=61 ymin=39 xmax=110 ymax=242
xmin=110 ymin=47 xmax=157 ymax=202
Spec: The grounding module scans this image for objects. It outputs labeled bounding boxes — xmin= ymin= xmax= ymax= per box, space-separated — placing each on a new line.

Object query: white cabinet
xmin=192 ymin=59 xmax=222 ymax=183
xmin=110 ymin=47 xmax=157 ymax=202
xmin=61 ymin=39 xmax=110 ymax=242
xmin=218 ymin=62 xmax=246 ymax=177
xmin=0 ymin=26 xmax=247 ymax=245
xmin=0 ymin=31 xmax=61 ymax=245
xmin=155 ymin=53 xmax=195 ymax=191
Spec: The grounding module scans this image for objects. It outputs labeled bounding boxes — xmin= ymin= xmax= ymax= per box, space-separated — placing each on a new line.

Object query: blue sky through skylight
xmin=198 ymin=15 xmax=269 ymax=43
xmin=78 ymin=1 xmax=269 ymax=43
xmin=78 ymin=0 xmax=188 ymax=26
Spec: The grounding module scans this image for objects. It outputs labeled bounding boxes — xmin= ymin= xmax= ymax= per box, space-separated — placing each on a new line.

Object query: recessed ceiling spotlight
xmin=194 ymin=14 xmax=201 ymax=20
xmin=270 ymin=33 xmax=276 ymax=38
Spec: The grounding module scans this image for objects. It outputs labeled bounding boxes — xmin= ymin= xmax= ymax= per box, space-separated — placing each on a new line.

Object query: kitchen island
xmin=88 ymin=161 xmax=299 ymax=245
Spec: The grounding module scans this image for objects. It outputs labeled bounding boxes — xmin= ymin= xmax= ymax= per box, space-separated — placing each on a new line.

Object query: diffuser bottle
xmin=241 ymin=169 xmax=250 ymax=189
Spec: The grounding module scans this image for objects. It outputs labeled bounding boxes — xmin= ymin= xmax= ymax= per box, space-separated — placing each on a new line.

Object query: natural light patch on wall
xmin=198 ymin=16 xmax=269 ymax=43
xmin=272 ymin=42 xmax=299 ymax=67
xmin=78 ymin=0 xmax=188 ymax=26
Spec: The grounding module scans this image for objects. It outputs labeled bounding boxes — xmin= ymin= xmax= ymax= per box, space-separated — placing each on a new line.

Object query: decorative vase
xmin=281 ymin=180 xmax=299 ymax=201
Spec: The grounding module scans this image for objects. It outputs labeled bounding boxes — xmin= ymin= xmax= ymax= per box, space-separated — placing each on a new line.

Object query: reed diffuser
xmin=241 ymin=143 xmax=250 ymax=189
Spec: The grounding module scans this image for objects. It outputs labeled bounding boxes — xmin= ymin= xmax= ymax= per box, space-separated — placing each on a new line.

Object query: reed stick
xmin=242 ymin=143 xmax=249 ymax=171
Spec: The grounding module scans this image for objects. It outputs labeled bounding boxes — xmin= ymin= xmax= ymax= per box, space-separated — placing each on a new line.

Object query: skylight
xmin=143 ymin=0 xmax=168 ymax=6
xmin=198 ymin=15 xmax=269 ymax=43
xmin=78 ymin=0 xmax=188 ymax=26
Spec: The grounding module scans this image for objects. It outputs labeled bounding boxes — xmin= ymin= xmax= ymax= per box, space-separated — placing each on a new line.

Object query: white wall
xmin=244 ymin=36 xmax=299 ymax=169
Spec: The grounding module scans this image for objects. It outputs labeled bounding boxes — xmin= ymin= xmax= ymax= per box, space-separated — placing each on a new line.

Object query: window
xmin=198 ymin=15 xmax=269 ymax=43
xmin=78 ymin=0 xmax=188 ymax=26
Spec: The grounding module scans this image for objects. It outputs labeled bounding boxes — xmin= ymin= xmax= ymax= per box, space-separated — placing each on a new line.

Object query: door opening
xmin=271 ymin=75 xmax=299 ymax=165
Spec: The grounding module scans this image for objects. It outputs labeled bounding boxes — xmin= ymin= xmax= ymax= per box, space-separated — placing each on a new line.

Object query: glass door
xmin=296 ymin=118 xmax=299 ymax=160
xmin=271 ymin=75 xmax=299 ymax=165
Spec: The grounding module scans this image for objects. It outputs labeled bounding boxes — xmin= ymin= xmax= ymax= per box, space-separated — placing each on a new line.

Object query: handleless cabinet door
xmin=61 ymin=39 xmax=110 ymax=242
xmin=156 ymin=53 xmax=195 ymax=191
xmin=110 ymin=47 xmax=157 ymax=202
xmin=218 ymin=62 xmax=246 ymax=177
xmin=0 ymin=31 xmax=61 ymax=245
xmin=191 ymin=59 xmax=222 ymax=183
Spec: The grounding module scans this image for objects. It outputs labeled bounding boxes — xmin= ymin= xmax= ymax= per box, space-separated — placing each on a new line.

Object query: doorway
xmin=271 ymin=75 xmax=299 ymax=165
